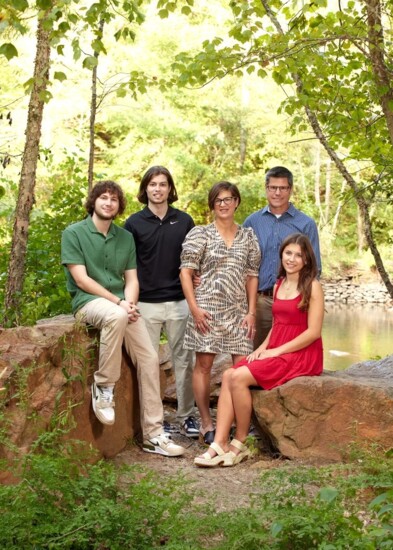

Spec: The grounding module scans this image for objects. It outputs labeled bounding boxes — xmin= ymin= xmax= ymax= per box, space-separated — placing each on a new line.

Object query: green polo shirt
xmin=61 ymin=215 xmax=136 ymax=314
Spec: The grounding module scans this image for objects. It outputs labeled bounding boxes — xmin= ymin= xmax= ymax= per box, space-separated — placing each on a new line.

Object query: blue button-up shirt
xmin=243 ymin=203 xmax=321 ymax=291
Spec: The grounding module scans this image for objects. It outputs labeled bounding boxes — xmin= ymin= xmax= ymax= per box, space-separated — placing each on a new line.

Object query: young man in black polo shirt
xmin=125 ymin=166 xmax=199 ymax=438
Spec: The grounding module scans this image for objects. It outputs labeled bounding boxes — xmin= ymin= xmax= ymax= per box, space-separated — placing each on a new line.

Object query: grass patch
xmin=1 ymin=444 xmax=393 ymax=549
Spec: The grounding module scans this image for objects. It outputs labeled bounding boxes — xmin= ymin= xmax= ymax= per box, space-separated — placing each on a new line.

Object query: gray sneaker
xmin=91 ymin=382 xmax=115 ymax=425
xmin=143 ymin=433 xmax=185 ymax=457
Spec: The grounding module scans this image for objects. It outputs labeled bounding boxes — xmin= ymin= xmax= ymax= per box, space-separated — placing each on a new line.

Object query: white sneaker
xmin=143 ymin=433 xmax=185 ymax=457
xmin=91 ymin=382 xmax=115 ymax=425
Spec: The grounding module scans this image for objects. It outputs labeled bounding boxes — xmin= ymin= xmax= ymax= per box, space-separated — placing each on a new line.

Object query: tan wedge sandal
xmin=224 ymin=438 xmax=251 ymax=467
xmin=194 ymin=442 xmax=233 ymax=468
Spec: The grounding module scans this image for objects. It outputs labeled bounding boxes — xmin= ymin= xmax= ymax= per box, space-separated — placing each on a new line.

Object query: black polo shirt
xmin=124 ymin=206 xmax=194 ymax=302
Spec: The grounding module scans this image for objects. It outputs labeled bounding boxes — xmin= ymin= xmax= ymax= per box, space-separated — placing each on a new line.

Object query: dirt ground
xmin=112 ymin=407 xmax=290 ymax=513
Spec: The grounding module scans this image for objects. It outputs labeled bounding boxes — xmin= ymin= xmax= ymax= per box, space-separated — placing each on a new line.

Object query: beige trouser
xmin=77 ymin=298 xmax=163 ymax=439
xmin=138 ymin=300 xmax=195 ymax=421
xmin=254 ymin=294 xmax=274 ymax=349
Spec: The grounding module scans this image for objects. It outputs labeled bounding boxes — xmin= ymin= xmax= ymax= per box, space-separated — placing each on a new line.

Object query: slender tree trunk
xmin=88 ymin=19 xmax=105 ymax=191
xmin=314 ymin=143 xmax=323 ymax=226
xmin=324 ymin=157 xmax=331 ymax=227
xmin=262 ymin=0 xmax=393 ymax=299
xmin=366 ymin=0 xmax=393 ymax=144
xmin=4 ymin=15 xmax=51 ymax=324
xmin=331 ymin=179 xmax=346 ymax=235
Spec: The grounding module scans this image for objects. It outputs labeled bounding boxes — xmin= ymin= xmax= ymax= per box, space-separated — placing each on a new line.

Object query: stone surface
xmin=321 ymin=277 xmax=392 ymax=304
xmin=252 ymin=355 xmax=393 ymax=461
xmin=1 ymin=315 xmax=392 ymax=478
xmin=0 ymin=315 xmax=139 ymax=482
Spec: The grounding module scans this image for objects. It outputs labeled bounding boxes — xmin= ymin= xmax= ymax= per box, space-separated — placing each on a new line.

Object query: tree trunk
xmin=88 ymin=19 xmax=105 ymax=191
xmin=4 ymin=15 xmax=51 ymax=324
xmin=262 ymin=0 xmax=393 ymax=299
xmin=366 ymin=0 xmax=393 ymax=145
xmin=324 ymin=157 xmax=331 ymax=227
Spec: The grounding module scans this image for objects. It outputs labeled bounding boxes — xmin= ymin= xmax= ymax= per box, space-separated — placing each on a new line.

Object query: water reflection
xmin=322 ymin=303 xmax=393 ymax=371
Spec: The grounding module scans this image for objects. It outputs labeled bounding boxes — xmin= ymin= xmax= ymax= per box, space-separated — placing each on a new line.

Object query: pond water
xmin=322 ymin=303 xmax=393 ymax=371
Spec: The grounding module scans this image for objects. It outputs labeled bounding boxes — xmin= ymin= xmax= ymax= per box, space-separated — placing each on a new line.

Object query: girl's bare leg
xmin=230 ymin=366 xmax=258 ymax=451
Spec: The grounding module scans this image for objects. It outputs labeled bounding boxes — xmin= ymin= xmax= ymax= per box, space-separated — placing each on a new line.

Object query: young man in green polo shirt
xmin=61 ymin=180 xmax=185 ymax=457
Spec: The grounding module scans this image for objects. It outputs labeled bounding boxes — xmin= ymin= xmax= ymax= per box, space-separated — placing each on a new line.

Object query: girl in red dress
xmin=194 ymin=233 xmax=324 ymax=467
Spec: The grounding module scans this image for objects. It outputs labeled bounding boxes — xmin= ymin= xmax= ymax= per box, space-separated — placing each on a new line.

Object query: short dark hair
xmin=137 ymin=166 xmax=178 ymax=205
xmin=208 ymin=181 xmax=241 ymax=211
xmin=265 ymin=166 xmax=293 ymax=188
xmin=85 ymin=180 xmax=126 ymax=217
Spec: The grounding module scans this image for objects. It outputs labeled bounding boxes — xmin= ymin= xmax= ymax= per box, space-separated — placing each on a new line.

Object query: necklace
xmin=282 ymin=278 xmax=297 ymax=291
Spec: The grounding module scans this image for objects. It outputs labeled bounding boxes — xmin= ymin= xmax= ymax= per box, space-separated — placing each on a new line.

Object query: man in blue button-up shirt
xmin=244 ymin=166 xmax=321 ymax=348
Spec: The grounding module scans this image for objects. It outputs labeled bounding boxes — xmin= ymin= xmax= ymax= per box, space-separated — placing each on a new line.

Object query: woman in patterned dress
xmin=180 ymin=182 xmax=261 ymax=444
xmin=194 ymin=233 xmax=324 ymax=467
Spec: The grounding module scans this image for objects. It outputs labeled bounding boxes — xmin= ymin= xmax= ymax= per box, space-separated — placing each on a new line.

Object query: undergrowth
xmin=1 ymin=351 xmax=393 ymax=549
xmin=1 ymin=442 xmax=393 ymax=549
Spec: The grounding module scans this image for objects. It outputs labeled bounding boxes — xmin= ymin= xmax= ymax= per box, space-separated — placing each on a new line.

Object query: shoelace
xmin=99 ymin=387 xmax=113 ymax=404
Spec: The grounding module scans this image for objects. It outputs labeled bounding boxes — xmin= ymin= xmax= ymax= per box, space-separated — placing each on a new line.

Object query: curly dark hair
xmin=137 ymin=166 xmax=178 ymax=205
xmin=277 ymin=233 xmax=318 ymax=311
xmin=85 ymin=180 xmax=126 ymax=217
xmin=207 ymin=181 xmax=241 ymax=211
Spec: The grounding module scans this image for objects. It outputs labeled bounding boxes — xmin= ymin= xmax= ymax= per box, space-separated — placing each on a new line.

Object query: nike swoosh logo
xmin=170 ymin=221 xmax=179 ymax=224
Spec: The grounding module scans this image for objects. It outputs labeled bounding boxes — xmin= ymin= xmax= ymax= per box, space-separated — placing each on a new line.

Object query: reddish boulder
xmin=0 ymin=315 xmax=139 ymax=482
xmin=252 ymin=355 xmax=393 ymax=461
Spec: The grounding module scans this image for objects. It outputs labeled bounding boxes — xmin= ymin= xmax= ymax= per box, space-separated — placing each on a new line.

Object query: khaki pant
xmin=77 ymin=298 xmax=163 ymax=439
xmin=138 ymin=300 xmax=195 ymax=421
xmin=254 ymin=294 xmax=274 ymax=349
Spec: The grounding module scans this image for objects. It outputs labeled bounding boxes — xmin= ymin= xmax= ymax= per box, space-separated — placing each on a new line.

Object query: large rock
xmin=252 ymin=355 xmax=393 ymax=461
xmin=0 ymin=315 xmax=139 ymax=482
xmin=2 ymin=315 xmax=392 ymax=470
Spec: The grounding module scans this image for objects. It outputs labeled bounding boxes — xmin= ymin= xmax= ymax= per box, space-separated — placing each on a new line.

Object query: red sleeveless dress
xmin=233 ymin=278 xmax=323 ymax=389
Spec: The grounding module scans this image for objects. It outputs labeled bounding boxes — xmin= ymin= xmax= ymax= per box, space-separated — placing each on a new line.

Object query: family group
xmin=61 ymin=165 xmax=324 ymax=468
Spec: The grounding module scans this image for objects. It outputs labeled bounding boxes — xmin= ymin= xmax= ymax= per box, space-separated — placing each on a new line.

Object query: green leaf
xmin=38 ymin=90 xmax=53 ymax=103
xmin=116 ymin=86 xmax=127 ymax=98
xmin=0 ymin=43 xmax=18 ymax=60
xmin=271 ymin=522 xmax=283 ymax=537
xmin=54 ymin=71 xmax=67 ymax=82
xmin=91 ymin=38 xmax=107 ymax=55
xmin=37 ymin=0 xmax=53 ymax=9
xmin=57 ymin=21 xmax=70 ymax=34
xmin=82 ymin=56 xmax=98 ymax=70
xmin=9 ymin=0 xmax=29 ymax=10
xmin=318 ymin=487 xmax=338 ymax=503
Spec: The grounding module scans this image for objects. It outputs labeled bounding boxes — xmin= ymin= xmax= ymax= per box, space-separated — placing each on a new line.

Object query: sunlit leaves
xmin=157 ymin=0 xmax=193 ymax=19
xmin=0 ymin=43 xmax=18 ymax=60
xmin=38 ymin=89 xmax=53 ymax=103
xmin=37 ymin=0 xmax=53 ymax=10
xmin=8 ymin=0 xmax=28 ymax=10
xmin=53 ymin=71 xmax=67 ymax=81
xmin=82 ymin=55 xmax=98 ymax=70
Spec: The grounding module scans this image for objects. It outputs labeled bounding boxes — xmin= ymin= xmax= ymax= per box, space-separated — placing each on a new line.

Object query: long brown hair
xmin=277 ymin=233 xmax=318 ymax=310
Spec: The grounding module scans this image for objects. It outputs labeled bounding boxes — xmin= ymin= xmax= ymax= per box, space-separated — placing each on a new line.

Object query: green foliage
xmin=0 ymin=154 xmax=87 ymax=325
xmin=2 ymin=440 xmax=393 ymax=549
xmin=0 ymin=452 xmax=195 ymax=549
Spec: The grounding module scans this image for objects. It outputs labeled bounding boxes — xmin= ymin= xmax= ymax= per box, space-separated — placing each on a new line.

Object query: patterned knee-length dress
xmin=180 ymin=223 xmax=261 ymax=355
